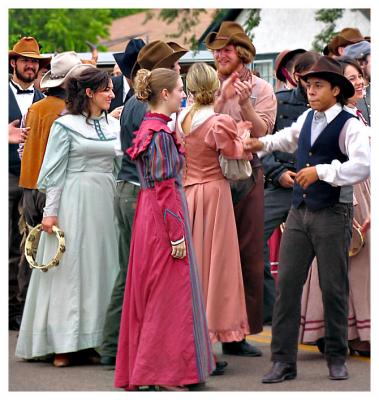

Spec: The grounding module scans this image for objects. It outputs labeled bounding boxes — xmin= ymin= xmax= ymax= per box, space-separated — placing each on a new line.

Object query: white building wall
xmin=236 ymin=9 xmax=370 ymax=54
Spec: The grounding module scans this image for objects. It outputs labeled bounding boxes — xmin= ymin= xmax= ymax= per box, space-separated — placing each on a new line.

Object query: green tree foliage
xmin=9 ymin=9 xmax=143 ymax=53
xmin=312 ymin=9 xmax=344 ymax=52
xmin=145 ymin=8 xmax=209 ymax=49
xmin=148 ymin=9 xmax=261 ymax=50
xmin=244 ymin=9 xmax=261 ymax=38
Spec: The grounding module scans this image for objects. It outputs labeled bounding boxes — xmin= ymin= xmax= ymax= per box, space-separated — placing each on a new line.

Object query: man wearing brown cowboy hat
xmin=16 ymin=52 xmax=90 ymax=326
xmin=244 ymin=56 xmax=370 ymax=383
xmin=205 ymin=21 xmax=277 ymax=358
xmin=18 ymin=51 xmax=89 ymax=236
xmin=99 ymin=40 xmax=188 ymax=366
xmin=8 ymin=36 xmax=50 ymax=331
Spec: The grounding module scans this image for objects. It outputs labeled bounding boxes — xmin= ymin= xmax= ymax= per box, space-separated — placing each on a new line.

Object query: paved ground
xmin=9 ymin=327 xmax=370 ymax=392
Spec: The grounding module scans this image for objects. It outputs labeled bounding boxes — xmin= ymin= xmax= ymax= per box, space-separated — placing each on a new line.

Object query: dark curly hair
xmin=65 ymin=68 xmax=111 ymax=123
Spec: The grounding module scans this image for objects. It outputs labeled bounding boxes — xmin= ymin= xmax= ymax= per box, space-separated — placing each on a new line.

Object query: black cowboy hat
xmin=300 ymin=56 xmax=355 ymax=99
xmin=113 ymin=38 xmax=145 ymax=79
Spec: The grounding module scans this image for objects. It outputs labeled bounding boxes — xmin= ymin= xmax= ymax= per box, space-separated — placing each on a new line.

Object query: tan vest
xmin=19 ymin=96 xmax=66 ymax=189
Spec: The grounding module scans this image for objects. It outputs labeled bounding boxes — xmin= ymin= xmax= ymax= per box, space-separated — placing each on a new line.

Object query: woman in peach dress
xmin=176 ymin=63 xmax=252 ymax=364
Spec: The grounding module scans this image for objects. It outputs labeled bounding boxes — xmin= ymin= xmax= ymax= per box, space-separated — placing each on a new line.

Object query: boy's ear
xmin=332 ymin=85 xmax=341 ymax=97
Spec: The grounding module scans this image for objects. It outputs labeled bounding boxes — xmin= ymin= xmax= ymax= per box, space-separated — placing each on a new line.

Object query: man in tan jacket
xmin=18 ymin=52 xmax=89 ymax=307
xmin=205 ymin=21 xmax=277 ymax=356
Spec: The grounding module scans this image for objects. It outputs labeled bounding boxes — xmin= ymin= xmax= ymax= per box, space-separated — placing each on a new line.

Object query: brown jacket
xmin=19 ymin=96 xmax=66 ymax=189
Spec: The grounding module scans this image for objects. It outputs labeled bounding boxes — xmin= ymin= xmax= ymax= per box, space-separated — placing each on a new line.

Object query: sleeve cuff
xmin=170 ymin=237 xmax=184 ymax=245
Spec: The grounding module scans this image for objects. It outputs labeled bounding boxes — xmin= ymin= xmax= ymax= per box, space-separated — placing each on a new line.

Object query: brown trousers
xmin=233 ymin=167 xmax=264 ymax=334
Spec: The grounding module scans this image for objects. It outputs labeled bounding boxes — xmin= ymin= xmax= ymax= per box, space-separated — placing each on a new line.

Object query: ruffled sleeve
xmin=149 ymin=130 xmax=185 ymax=244
xmin=37 ymin=121 xmax=70 ymax=216
xmin=204 ymin=115 xmax=253 ymax=160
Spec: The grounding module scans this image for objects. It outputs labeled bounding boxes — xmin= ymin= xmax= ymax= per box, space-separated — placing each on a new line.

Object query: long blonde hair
xmin=134 ymin=68 xmax=179 ymax=106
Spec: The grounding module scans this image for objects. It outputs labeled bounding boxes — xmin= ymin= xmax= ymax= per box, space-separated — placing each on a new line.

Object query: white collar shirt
xmin=259 ymin=103 xmax=370 ymax=187
xmin=9 ymin=80 xmax=35 ymax=118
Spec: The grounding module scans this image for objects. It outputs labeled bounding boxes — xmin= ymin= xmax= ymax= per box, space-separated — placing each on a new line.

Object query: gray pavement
xmin=9 ymin=327 xmax=370 ymax=391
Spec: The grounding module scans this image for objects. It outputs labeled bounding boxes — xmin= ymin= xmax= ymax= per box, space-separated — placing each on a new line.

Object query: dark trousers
xmin=271 ymin=203 xmax=352 ymax=363
xmin=263 ymin=185 xmax=293 ymax=323
xmin=17 ymin=189 xmax=46 ymax=306
xmin=9 ymin=173 xmax=23 ymax=321
xmin=233 ymin=167 xmax=264 ymax=334
xmin=100 ymin=181 xmax=140 ymax=357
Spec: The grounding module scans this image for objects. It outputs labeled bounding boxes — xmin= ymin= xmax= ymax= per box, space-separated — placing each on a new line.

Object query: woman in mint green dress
xmin=16 ymin=68 xmax=121 ymax=367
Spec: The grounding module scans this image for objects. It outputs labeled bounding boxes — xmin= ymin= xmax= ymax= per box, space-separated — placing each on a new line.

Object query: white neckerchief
xmin=122 ymin=76 xmax=130 ymax=103
xmin=179 ymin=104 xmax=215 ymax=132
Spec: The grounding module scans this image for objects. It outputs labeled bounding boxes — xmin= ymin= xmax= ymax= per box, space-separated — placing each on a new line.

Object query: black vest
xmin=292 ymin=109 xmax=355 ymax=211
xmin=9 ymin=84 xmax=44 ymax=176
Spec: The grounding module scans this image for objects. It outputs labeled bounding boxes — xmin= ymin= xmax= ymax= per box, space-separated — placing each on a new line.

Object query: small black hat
xmin=113 ymin=38 xmax=145 ymax=79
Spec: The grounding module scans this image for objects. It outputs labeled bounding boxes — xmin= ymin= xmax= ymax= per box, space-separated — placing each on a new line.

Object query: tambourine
xmin=24 ymin=224 xmax=66 ymax=272
xmin=349 ymin=225 xmax=365 ymax=257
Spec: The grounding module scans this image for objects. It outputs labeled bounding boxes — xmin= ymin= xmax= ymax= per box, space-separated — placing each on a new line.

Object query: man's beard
xmin=215 ymin=57 xmax=241 ymax=76
xmin=15 ymin=65 xmax=37 ymax=84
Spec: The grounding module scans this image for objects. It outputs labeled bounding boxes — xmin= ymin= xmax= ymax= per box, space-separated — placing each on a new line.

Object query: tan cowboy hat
xmin=131 ymin=40 xmax=188 ymax=78
xmin=300 ymin=56 xmax=355 ymax=99
xmin=9 ymin=36 xmax=51 ymax=68
xmin=328 ymin=28 xmax=365 ymax=56
xmin=40 ymin=51 xmax=83 ymax=88
xmin=205 ymin=21 xmax=256 ymax=57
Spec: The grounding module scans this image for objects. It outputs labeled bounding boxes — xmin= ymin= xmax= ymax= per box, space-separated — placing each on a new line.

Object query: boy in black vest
xmin=244 ymin=56 xmax=370 ymax=382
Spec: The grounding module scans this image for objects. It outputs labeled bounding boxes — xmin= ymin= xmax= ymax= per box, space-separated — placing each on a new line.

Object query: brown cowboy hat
xmin=131 ymin=40 xmax=188 ymax=78
xmin=328 ymin=28 xmax=365 ymax=56
xmin=274 ymin=48 xmax=306 ymax=82
xmin=205 ymin=21 xmax=256 ymax=56
xmin=9 ymin=36 xmax=51 ymax=68
xmin=300 ymin=56 xmax=355 ymax=99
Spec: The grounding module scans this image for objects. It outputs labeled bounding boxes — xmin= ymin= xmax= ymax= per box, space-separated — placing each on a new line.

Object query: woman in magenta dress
xmin=176 ymin=63 xmax=252 ymax=352
xmin=114 ymin=68 xmax=214 ymax=391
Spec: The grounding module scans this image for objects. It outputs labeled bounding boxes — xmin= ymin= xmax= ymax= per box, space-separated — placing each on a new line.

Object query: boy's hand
xmin=296 ymin=167 xmax=319 ymax=189
xmin=243 ymin=137 xmax=263 ymax=152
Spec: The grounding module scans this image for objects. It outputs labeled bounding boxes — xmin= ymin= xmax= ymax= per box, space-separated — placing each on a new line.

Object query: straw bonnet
xmin=40 ymin=51 xmax=84 ymax=89
xmin=113 ymin=38 xmax=145 ymax=79
xmin=9 ymin=36 xmax=51 ymax=68
xmin=205 ymin=21 xmax=256 ymax=57
xmin=274 ymin=49 xmax=306 ymax=82
xmin=300 ymin=56 xmax=355 ymax=99
xmin=328 ymin=28 xmax=365 ymax=56
xmin=131 ymin=40 xmax=188 ymax=78
xmin=25 ymin=224 xmax=66 ymax=272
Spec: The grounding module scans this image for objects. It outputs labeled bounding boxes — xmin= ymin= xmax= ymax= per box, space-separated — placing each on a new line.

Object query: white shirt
xmin=122 ymin=76 xmax=130 ymax=103
xmin=9 ymin=80 xmax=35 ymax=118
xmin=259 ymin=103 xmax=370 ymax=187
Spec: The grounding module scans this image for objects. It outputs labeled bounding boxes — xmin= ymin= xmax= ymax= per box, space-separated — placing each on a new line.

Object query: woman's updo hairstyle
xmin=185 ymin=63 xmax=220 ymax=107
xmin=134 ymin=68 xmax=179 ymax=106
xmin=66 ymin=67 xmax=111 ymax=121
